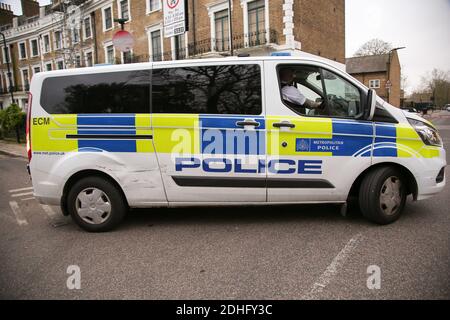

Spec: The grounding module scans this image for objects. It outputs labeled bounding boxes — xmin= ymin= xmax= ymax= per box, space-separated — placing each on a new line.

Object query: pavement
xmin=0 ymin=140 xmax=27 ymax=159
xmin=0 ymin=113 xmax=449 ymax=300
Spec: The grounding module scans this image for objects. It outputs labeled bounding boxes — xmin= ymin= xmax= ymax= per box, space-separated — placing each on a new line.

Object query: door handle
xmin=236 ymin=120 xmax=260 ymax=127
xmin=273 ymin=121 xmax=295 ymax=129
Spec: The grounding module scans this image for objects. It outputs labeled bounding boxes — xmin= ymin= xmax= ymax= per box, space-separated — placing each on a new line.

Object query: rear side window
xmin=152 ymin=64 xmax=262 ymax=115
xmin=40 ymin=70 xmax=150 ymax=114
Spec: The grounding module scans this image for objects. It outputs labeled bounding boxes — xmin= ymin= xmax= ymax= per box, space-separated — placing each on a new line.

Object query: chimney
xmin=39 ymin=6 xmax=46 ymax=18
xmin=0 ymin=2 xmax=15 ymax=26
xmin=21 ymin=0 xmax=39 ymax=18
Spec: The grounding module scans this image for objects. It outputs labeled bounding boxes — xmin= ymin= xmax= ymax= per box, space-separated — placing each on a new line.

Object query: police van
xmin=26 ymin=54 xmax=446 ymax=232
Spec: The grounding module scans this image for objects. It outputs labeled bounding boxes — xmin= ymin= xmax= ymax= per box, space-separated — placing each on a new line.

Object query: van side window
xmin=152 ymin=64 xmax=262 ymax=115
xmin=277 ymin=65 xmax=362 ymax=118
xmin=321 ymin=69 xmax=362 ymax=118
xmin=40 ymin=70 xmax=150 ymax=114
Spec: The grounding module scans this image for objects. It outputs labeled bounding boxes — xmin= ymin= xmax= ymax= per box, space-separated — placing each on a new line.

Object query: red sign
xmin=167 ymin=0 xmax=180 ymax=9
xmin=112 ymin=30 xmax=134 ymax=52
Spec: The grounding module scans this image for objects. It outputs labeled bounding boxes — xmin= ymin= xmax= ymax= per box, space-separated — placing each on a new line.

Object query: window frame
xmin=276 ymin=63 xmax=367 ymax=120
xmin=29 ymin=38 xmax=40 ymax=57
xmin=83 ymin=16 xmax=92 ymax=40
xmin=45 ymin=61 xmax=53 ymax=71
xmin=84 ymin=48 xmax=94 ymax=67
xmin=32 ymin=64 xmax=41 ymax=75
xmin=147 ymin=25 xmax=164 ymax=62
xmin=146 ymin=0 xmax=161 ymax=14
xmin=42 ymin=33 xmax=51 ymax=53
xmin=151 ymin=61 xmax=265 ymax=116
xmin=18 ymin=41 xmax=27 ymax=60
xmin=369 ymin=79 xmax=380 ymax=89
xmin=54 ymin=30 xmax=63 ymax=50
xmin=55 ymin=58 xmax=65 ymax=70
xmin=2 ymin=45 xmax=10 ymax=63
xmin=104 ymin=42 xmax=115 ymax=64
xmin=102 ymin=5 xmax=114 ymax=32
xmin=20 ymin=67 xmax=30 ymax=91
xmin=117 ymin=0 xmax=131 ymax=22
xmin=241 ymin=0 xmax=270 ymax=47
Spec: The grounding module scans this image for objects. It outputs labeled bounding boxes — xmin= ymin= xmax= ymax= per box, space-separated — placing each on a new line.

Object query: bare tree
xmin=354 ymin=39 xmax=393 ymax=56
xmin=414 ymin=69 xmax=450 ymax=107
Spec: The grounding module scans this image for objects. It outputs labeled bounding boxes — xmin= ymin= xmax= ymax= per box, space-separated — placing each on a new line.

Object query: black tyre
xmin=359 ymin=166 xmax=407 ymax=225
xmin=67 ymin=176 xmax=127 ymax=232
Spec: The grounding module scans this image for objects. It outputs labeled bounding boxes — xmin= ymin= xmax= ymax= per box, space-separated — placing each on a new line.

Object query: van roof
xmin=33 ymin=52 xmax=346 ymax=79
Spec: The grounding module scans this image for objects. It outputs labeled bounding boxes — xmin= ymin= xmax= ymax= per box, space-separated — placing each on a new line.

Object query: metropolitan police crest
xmin=296 ymin=138 xmax=310 ymax=152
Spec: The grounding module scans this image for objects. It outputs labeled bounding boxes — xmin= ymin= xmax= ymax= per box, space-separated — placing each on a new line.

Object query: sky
xmin=4 ymin=0 xmax=450 ymax=95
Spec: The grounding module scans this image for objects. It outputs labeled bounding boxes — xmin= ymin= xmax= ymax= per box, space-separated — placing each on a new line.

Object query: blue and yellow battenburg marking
xmin=32 ymin=113 xmax=439 ymax=158
xmin=32 ymin=114 xmax=153 ymax=153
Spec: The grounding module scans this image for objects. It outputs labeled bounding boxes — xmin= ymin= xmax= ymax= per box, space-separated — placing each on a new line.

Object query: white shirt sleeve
xmin=282 ymin=85 xmax=307 ymax=106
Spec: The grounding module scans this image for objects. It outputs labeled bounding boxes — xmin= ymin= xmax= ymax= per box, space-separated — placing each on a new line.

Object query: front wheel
xmin=67 ymin=176 xmax=127 ymax=232
xmin=359 ymin=166 xmax=407 ymax=225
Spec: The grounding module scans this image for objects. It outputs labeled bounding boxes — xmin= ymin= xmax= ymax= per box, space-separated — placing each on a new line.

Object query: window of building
xmin=248 ymin=0 xmax=266 ymax=46
xmin=103 ymin=6 xmax=113 ymax=31
xmin=214 ymin=9 xmax=229 ymax=52
xmin=84 ymin=17 xmax=92 ymax=39
xmin=369 ymin=79 xmax=380 ymax=89
xmin=118 ymin=0 xmax=130 ymax=20
xmin=85 ymin=51 xmax=93 ymax=67
xmin=105 ymin=44 xmax=115 ymax=64
xmin=147 ymin=0 xmax=161 ymax=13
xmin=43 ymin=34 xmax=51 ymax=53
xmin=72 ymin=28 xmax=80 ymax=44
xmin=56 ymin=60 xmax=64 ymax=70
xmin=21 ymin=68 xmax=30 ymax=91
xmin=55 ymin=31 xmax=63 ymax=49
xmin=150 ymin=29 xmax=162 ymax=61
xmin=40 ymin=70 xmax=151 ymax=114
xmin=30 ymin=39 xmax=39 ymax=57
xmin=33 ymin=66 xmax=41 ymax=75
xmin=122 ymin=50 xmax=132 ymax=64
xmin=2 ymin=46 xmax=10 ymax=63
xmin=18 ymin=42 xmax=27 ymax=59
xmin=152 ymin=64 xmax=262 ymax=114
xmin=173 ymin=34 xmax=186 ymax=60
xmin=75 ymin=55 xmax=82 ymax=67
xmin=45 ymin=62 xmax=52 ymax=71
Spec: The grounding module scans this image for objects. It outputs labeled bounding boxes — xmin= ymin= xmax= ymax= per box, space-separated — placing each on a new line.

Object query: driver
xmin=279 ymin=68 xmax=323 ymax=112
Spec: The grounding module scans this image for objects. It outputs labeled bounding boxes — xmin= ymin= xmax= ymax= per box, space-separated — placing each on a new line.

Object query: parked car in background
xmin=445 ymin=104 xmax=450 ymax=112
xmin=401 ymin=107 xmax=420 ymax=114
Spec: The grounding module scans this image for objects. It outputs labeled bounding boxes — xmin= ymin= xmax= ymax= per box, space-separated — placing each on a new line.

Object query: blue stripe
xmin=375 ymin=124 xmax=396 ymax=137
xmin=78 ymin=140 xmax=136 ymax=152
xmin=332 ymin=120 xmax=373 ymax=136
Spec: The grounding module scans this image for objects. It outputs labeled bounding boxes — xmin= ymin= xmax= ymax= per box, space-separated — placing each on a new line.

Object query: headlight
xmin=408 ymin=118 xmax=442 ymax=147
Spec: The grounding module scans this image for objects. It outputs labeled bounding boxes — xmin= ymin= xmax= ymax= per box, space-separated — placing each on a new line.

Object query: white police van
xmin=26 ymin=54 xmax=446 ymax=232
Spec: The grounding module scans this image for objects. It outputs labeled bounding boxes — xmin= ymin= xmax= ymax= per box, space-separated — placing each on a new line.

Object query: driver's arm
xmin=282 ymin=86 xmax=321 ymax=109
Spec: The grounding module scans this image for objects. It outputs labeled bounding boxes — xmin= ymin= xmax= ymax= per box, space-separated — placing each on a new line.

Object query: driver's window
xmin=322 ymin=69 xmax=362 ymax=118
xmin=278 ymin=65 xmax=325 ymax=116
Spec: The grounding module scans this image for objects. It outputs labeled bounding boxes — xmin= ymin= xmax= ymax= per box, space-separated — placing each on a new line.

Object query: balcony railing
xmin=150 ymin=29 xmax=279 ymax=62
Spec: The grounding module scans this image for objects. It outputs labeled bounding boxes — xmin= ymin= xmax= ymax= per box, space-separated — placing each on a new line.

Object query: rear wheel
xmin=359 ymin=166 xmax=407 ymax=225
xmin=67 ymin=176 xmax=127 ymax=232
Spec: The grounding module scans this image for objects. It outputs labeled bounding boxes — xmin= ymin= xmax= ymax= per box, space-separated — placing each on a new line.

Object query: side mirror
xmin=365 ymin=89 xmax=377 ymax=120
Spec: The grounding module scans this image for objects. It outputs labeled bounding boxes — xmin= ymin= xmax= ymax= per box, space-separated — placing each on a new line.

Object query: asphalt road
xmin=0 ymin=114 xmax=449 ymax=300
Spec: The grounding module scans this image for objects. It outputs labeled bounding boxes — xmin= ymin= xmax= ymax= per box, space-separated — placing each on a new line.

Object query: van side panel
xmin=30 ymin=112 xmax=167 ymax=207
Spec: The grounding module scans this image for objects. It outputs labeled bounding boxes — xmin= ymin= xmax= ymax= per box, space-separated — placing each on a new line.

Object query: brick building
xmin=345 ymin=51 xmax=402 ymax=107
xmin=0 ymin=0 xmax=345 ymax=111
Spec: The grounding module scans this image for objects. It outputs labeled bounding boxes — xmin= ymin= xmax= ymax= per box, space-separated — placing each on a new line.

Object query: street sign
xmin=163 ymin=0 xmax=187 ymax=38
xmin=112 ymin=30 xmax=134 ymax=52
xmin=385 ymin=80 xmax=392 ymax=89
